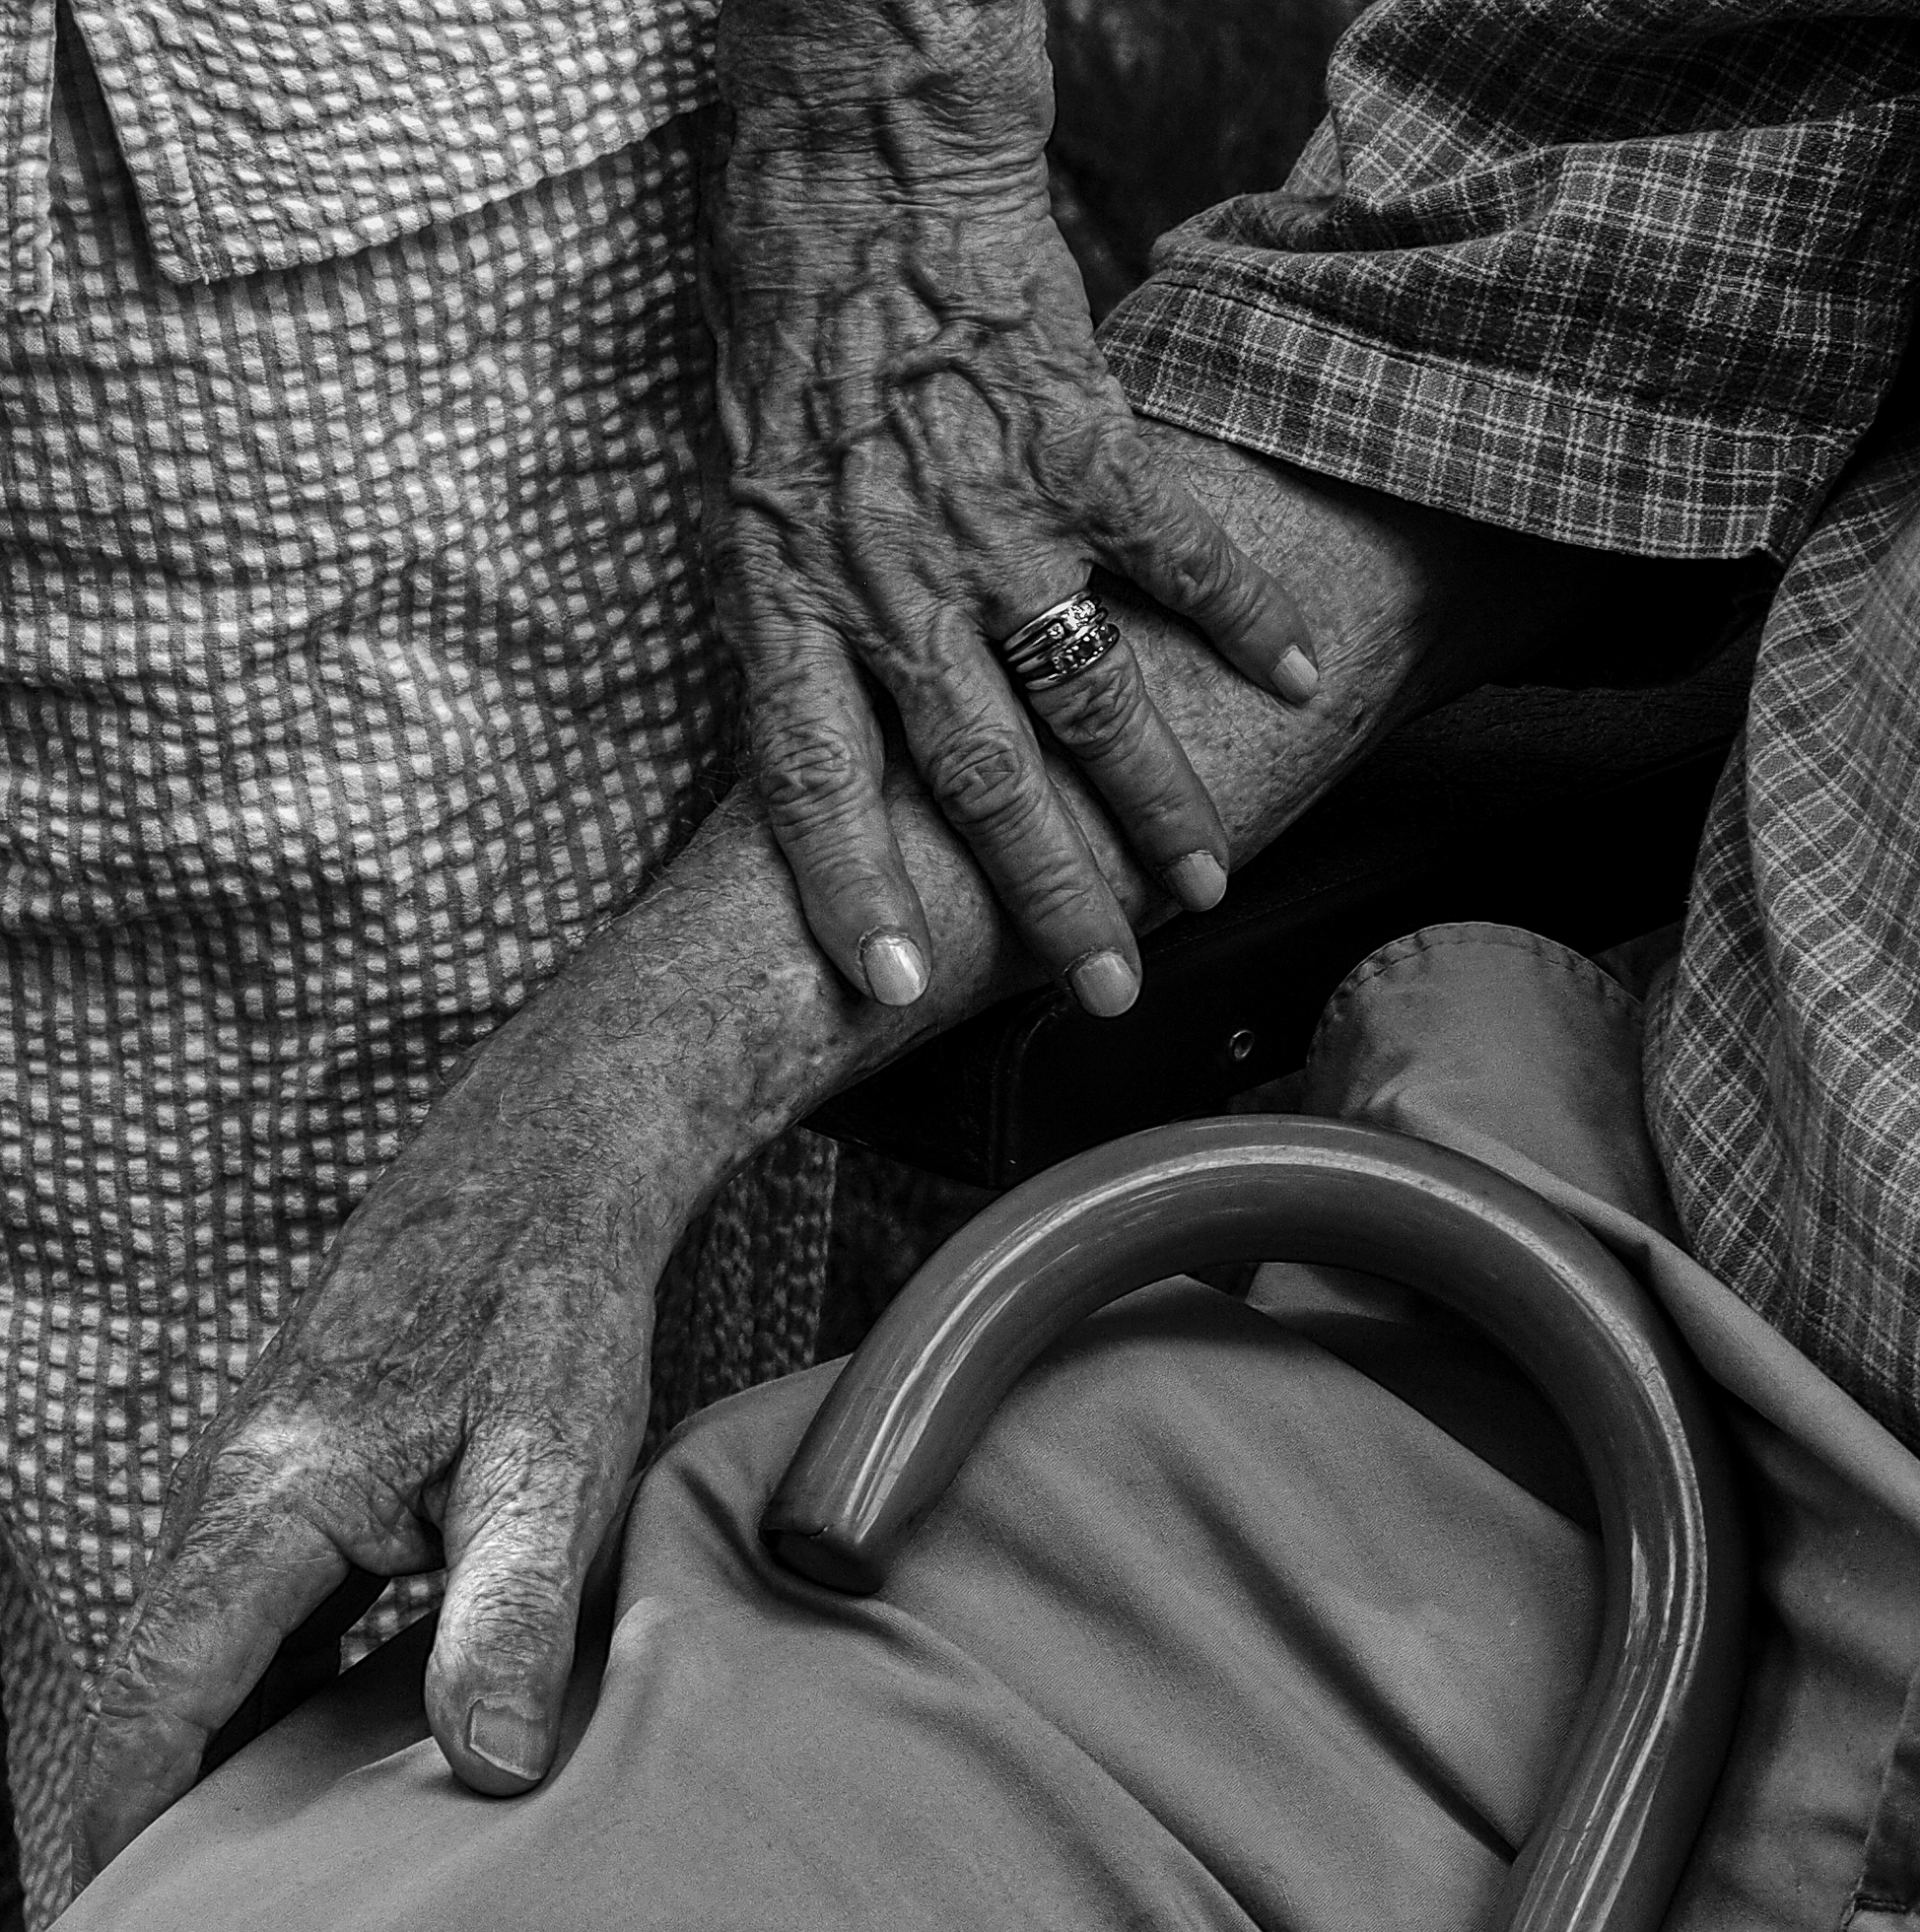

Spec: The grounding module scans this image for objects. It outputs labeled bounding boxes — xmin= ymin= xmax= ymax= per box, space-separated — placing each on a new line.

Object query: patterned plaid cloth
xmin=0 ymin=14 xmax=839 ymax=1926
xmin=1105 ymin=1 xmax=1920 ymax=1445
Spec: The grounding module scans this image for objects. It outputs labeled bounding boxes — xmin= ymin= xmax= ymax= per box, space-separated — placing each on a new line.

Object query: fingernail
xmin=466 ymin=1700 xmax=547 ymax=1784
xmin=859 ymin=930 xmax=928 ymax=1006
xmin=1165 ymin=850 xmax=1228 ymax=912
xmin=1067 ymin=948 xmax=1139 ymax=1018
xmin=1271 ymin=645 xmax=1320 ymax=704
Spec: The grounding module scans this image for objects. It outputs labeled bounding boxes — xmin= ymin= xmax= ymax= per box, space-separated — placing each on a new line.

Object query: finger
xmin=1092 ymin=445 xmax=1320 ymax=705
xmin=424 ymin=1422 xmax=622 ymax=1798
xmin=198 ymin=1563 xmax=389 ymax=1776
xmin=75 ymin=1462 xmax=364 ymax=1880
xmin=1024 ymin=628 xmax=1230 ymax=912
xmin=746 ymin=625 xmax=934 ymax=1006
xmin=830 ymin=462 xmax=1144 ymax=1017
xmin=899 ymin=610 xmax=1142 ymax=1016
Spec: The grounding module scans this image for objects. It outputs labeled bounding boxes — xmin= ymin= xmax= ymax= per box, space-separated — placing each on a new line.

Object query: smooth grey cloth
xmin=61 ymin=923 xmax=1920 ymax=1931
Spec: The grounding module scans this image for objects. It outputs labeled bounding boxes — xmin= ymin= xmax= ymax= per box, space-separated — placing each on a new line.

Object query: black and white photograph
xmin=3 ymin=1 xmax=1918 ymax=1926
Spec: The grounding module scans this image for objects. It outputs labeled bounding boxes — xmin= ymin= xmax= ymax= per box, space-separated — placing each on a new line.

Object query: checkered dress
xmin=1105 ymin=2 xmax=1920 ymax=1441
xmin=0 ymin=7 xmax=836 ymax=1924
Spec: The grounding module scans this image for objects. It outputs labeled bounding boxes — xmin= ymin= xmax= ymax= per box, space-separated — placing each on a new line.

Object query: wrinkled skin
xmin=72 ymin=414 xmax=1741 ymax=1888
xmin=76 ymin=1005 xmax=671 ymax=1864
xmin=70 ymin=435 xmax=1432 ymax=1887
xmin=705 ymin=0 xmax=1318 ymax=1018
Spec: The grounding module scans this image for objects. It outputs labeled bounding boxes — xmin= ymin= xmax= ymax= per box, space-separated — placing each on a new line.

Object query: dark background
xmin=1044 ymin=0 xmax=1365 ymax=316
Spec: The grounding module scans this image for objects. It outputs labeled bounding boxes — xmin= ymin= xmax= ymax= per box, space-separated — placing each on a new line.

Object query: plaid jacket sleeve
xmin=1099 ymin=1 xmax=1920 ymax=560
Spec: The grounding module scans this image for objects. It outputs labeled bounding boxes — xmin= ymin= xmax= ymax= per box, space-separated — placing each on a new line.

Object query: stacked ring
xmin=994 ymin=590 xmax=1122 ymax=693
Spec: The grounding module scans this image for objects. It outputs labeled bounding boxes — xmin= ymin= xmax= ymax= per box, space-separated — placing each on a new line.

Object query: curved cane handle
xmin=764 ymin=1118 xmax=1744 ymax=1932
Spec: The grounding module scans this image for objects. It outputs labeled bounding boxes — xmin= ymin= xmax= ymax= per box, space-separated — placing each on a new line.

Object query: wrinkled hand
xmin=705 ymin=0 xmax=1318 ymax=1016
xmin=73 ymin=1015 xmax=670 ymax=1881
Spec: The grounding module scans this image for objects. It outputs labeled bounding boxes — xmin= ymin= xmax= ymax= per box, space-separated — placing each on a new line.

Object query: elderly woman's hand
xmin=705 ymin=0 xmax=1317 ymax=1017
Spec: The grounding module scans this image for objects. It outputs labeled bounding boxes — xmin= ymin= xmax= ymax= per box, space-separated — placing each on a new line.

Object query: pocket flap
xmin=78 ymin=0 xmax=716 ymax=283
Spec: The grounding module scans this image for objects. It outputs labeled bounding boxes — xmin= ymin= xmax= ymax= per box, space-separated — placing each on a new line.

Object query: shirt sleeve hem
xmin=1101 ymin=276 xmax=1854 ymax=564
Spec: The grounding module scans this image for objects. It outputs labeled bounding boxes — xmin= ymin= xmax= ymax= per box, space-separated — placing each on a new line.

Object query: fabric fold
xmin=1101 ymin=2 xmax=1920 ymax=562
xmin=63 ymin=0 xmax=717 ymax=288
xmin=1 ymin=0 xmax=57 ymax=314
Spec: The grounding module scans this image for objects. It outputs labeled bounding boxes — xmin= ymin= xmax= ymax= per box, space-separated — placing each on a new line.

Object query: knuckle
xmin=753 ymin=713 xmax=869 ymax=830
xmin=216 ymin=1409 xmax=330 ymax=1478
xmin=1009 ymin=862 xmax=1112 ymax=937
xmin=196 ymin=1414 xmax=338 ymax=1520
xmin=88 ymin=1629 xmax=205 ymax=1742
xmin=921 ymin=726 xmax=1042 ymax=834
xmin=172 ymin=1407 xmax=405 ymax=1563
xmin=1160 ymin=524 xmax=1246 ymax=616
xmin=1040 ymin=660 xmax=1151 ymax=758
xmin=90 ymin=1649 xmax=159 ymax=1725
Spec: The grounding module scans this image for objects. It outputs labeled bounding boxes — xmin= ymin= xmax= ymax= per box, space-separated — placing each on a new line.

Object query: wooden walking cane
xmin=765 ymin=1117 xmax=1746 ymax=1932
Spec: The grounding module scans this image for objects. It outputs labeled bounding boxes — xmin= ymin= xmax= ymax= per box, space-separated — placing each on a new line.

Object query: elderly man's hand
xmin=705 ymin=0 xmax=1317 ymax=1018
xmin=71 ymin=983 xmax=688 ymax=1879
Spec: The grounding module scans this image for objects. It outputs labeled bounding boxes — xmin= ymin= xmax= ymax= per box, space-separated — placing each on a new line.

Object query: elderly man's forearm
xmin=500 ymin=438 xmax=1564 ymax=1240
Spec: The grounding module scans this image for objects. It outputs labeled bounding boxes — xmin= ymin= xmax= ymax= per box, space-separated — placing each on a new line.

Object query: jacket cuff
xmin=1102 ymin=265 xmax=1850 ymax=564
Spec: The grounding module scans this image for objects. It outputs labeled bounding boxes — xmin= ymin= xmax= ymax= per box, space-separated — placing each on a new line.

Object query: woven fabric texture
xmin=1 ymin=0 xmax=717 ymax=307
xmin=1103 ymin=0 xmax=1920 ymax=1452
xmin=0 ymin=38 xmax=832 ymax=1925
xmin=1103 ymin=3 xmax=1920 ymax=564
